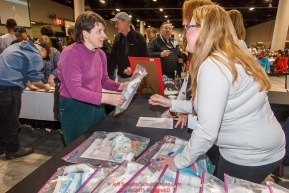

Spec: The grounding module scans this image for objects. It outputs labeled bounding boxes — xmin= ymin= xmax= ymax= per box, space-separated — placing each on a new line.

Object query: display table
xmin=20 ymin=89 xmax=55 ymax=121
xmin=8 ymin=92 xmax=289 ymax=192
xmin=8 ymin=94 xmax=191 ymax=193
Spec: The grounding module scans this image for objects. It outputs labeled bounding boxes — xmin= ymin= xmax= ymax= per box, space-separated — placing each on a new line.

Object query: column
xmin=74 ymin=0 xmax=85 ymax=21
xmin=271 ymin=0 xmax=289 ymax=50
xmin=140 ymin=20 xmax=145 ymax=35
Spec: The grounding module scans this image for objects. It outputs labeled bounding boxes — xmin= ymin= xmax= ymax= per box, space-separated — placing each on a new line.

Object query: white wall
xmin=245 ymin=20 xmax=276 ymax=47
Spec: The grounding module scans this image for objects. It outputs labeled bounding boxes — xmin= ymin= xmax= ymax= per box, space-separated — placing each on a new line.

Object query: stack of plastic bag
xmin=38 ymin=164 xmax=98 ymax=193
xmin=115 ymin=64 xmax=147 ymax=116
xmin=200 ymin=172 xmax=226 ymax=193
xmin=89 ymin=160 xmax=153 ymax=193
xmin=62 ymin=131 xmax=149 ymax=165
xmin=224 ymin=174 xmax=289 ymax=193
xmin=136 ymin=135 xmax=214 ymax=177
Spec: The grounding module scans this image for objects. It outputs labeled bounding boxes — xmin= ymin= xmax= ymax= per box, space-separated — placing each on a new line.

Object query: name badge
xmin=188 ymin=114 xmax=197 ymax=130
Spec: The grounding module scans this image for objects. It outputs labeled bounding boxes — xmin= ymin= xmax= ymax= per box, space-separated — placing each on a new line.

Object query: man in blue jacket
xmin=0 ymin=40 xmax=50 ymax=159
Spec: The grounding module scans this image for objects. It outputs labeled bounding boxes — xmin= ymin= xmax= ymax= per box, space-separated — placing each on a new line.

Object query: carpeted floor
xmin=0 ymin=125 xmax=65 ymax=192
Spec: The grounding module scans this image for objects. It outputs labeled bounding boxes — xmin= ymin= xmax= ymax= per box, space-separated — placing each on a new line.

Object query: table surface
xmin=8 ymin=94 xmax=191 ymax=193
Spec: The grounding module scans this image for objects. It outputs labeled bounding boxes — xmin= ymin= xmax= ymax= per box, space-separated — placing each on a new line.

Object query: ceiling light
xmin=116 ymin=9 xmax=120 ymax=12
xmin=160 ymin=8 xmax=163 ymax=11
xmin=31 ymin=21 xmax=35 ymax=24
xmin=165 ymin=15 xmax=168 ymax=18
xmin=249 ymin=7 xmax=254 ymax=10
xmin=137 ymin=20 xmax=140 ymax=22
xmin=268 ymin=3 xmax=272 ymax=7
xmin=148 ymin=25 xmax=151 ymax=27
xmin=129 ymin=15 xmax=132 ymax=18
xmin=172 ymin=26 xmax=174 ymax=28
xmin=153 ymin=0 xmax=157 ymax=1
xmin=167 ymin=20 xmax=170 ymax=22
xmin=100 ymin=0 xmax=105 ymax=3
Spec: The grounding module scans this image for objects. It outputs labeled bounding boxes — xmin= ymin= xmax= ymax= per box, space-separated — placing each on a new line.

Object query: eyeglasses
xmin=186 ymin=24 xmax=197 ymax=30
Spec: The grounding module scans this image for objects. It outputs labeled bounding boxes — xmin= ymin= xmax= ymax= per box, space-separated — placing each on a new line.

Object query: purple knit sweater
xmin=57 ymin=43 xmax=121 ymax=105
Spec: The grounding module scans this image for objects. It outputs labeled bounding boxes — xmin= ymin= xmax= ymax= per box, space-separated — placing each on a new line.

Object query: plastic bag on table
xmin=224 ymin=173 xmax=266 ymax=193
xmin=265 ymin=181 xmax=289 ymax=193
xmin=91 ymin=160 xmax=152 ymax=193
xmin=38 ymin=164 xmax=97 ymax=193
xmin=115 ymin=64 xmax=147 ymax=116
xmin=200 ymin=172 xmax=226 ymax=193
xmin=62 ymin=131 xmax=150 ymax=165
xmin=136 ymin=135 xmax=214 ymax=177
xmin=151 ymin=166 xmax=201 ymax=193
xmin=75 ymin=161 xmax=118 ymax=193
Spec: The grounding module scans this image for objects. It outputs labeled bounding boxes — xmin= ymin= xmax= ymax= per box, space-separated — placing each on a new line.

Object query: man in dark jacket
xmin=110 ymin=12 xmax=150 ymax=82
xmin=148 ymin=22 xmax=184 ymax=79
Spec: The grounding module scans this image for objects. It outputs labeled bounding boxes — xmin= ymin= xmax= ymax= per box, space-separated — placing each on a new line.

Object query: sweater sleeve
xmin=170 ymin=100 xmax=193 ymax=113
xmin=59 ymin=50 xmax=103 ymax=105
xmin=174 ymin=58 xmax=230 ymax=168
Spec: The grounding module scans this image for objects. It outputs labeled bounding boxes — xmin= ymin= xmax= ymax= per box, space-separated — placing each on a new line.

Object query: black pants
xmin=0 ymin=85 xmax=21 ymax=153
xmin=217 ymin=153 xmax=283 ymax=183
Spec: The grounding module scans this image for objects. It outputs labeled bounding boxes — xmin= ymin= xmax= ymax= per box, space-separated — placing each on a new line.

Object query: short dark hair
xmin=75 ymin=11 xmax=106 ymax=43
xmin=67 ymin=25 xmax=75 ymax=35
xmin=40 ymin=25 xmax=54 ymax=37
xmin=6 ymin=19 xmax=17 ymax=29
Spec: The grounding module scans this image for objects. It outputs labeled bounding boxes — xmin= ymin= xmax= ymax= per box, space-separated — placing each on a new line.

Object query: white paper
xmin=136 ymin=117 xmax=173 ymax=129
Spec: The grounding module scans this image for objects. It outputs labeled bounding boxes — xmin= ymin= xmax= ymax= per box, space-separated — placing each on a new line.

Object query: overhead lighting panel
xmin=100 ymin=0 xmax=105 ymax=3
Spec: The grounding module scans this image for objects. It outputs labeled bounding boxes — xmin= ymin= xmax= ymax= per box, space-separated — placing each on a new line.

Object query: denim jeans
xmin=0 ymin=85 xmax=21 ymax=153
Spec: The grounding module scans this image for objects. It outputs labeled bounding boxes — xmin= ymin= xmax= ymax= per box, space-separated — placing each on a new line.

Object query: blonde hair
xmin=188 ymin=5 xmax=270 ymax=97
xmin=181 ymin=0 xmax=214 ymax=50
xmin=39 ymin=35 xmax=53 ymax=56
xmin=227 ymin=9 xmax=246 ymax=40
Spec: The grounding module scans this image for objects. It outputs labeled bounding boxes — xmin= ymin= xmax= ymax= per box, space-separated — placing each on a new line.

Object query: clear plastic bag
xmin=62 ymin=131 xmax=150 ymax=165
xmin=75 ymin=161 xmax=118 ymax=193
xmin=224 ymin=173 xmax=266 ymax=193
xmin=91 ymin=160 xmax=152 ymax=193
xmin=200 ymin=172 xmax=226 ymax=193
xmin=151 ymin=166 xmax=201 ymax=193
xmin=38 ymin=164 xmax=97 ymax=193
xmin=265 ymin=181 xmax=289 ymax=193
xmin=115 ymin=64 xmax=148 ymax=116
xmin=136 ymin=135 xmax=214 ymax=177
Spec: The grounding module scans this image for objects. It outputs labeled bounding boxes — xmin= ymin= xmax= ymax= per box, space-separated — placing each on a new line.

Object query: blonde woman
xmin=149 ymin=5 xmax=285 ymax=183
xmin=39 ymin=35 xmax=60 ymax=87
xmin=227 ymin=9 xmax=248 ymax=50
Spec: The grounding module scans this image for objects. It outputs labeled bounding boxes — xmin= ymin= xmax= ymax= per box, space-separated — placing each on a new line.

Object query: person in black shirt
xmin=40 ymin=25 xmax=63 ymax=52
xmin=110 ymin=12 xmax=150 ymax=83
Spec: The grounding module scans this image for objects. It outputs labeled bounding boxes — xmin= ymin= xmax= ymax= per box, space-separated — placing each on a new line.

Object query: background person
xmin=145 ymin=27 xmax=157 ymax=42
xmin=11 ymin=26 xmax=34 ymax=44
xmin=257 ymin=50 xmax=270 ymax=73
xmin=110 ymin=12 xmax=150 ymax=83
xmin=0 ymin=41 xmax=50 ymax=159
xmin=66 ymin=25 xmax=75 ymax=46
xmin=57 ymin=11 xmax=128 ymax=145
xmin=227 ymin=9 xmax=248 ymax=50
xmin=38 ymin=35 xmax=60 ymax=87
xmin=149 ymin=5 xmax=285 ymax=183
xmin=0 ymin=19 xmax=17 ymax=53
xmin=149 ymin=22 xmax=184 ymax=79
xmin=40 ymin=25 xmax=63 ymax=52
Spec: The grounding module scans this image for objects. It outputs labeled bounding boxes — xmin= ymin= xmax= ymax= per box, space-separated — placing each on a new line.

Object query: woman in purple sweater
xmin=57 ymin=11 xmax=127 ymax=145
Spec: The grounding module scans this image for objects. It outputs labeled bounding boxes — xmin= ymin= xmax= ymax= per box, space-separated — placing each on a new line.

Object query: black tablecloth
xmin=7 ymin=94 xmax=191 ymax=193
xmin=7 ymin=92 xmax=289 ymax=192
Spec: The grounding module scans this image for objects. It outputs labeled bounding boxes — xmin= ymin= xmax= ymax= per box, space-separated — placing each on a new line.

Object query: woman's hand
xmin=48 ymin=74 xmax=55 ymax=87
xmin=153 ymin=155 xmax=177 ymax=170
xmin=175 ymin=113 xmax=188 ymax=129
xmin=102 ymin=94 xmax=126 ymax=107
xmin=26 ymin=81 xmax=40 ymax=91
xmin=148 ymin=94 xmax=172 ymax=108
xmin=118 ymin=82 xmax=129 ymax=91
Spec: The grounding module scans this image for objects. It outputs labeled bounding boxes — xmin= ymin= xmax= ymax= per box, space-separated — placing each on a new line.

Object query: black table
xmin=7 ymin=94 xmax=191 ymax=193
xmin=8 ymin=92 xmax=289 ymax=192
